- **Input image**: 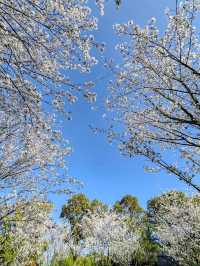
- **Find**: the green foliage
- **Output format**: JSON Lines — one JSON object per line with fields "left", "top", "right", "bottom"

{"left": 113, "top": 194, "right": 143, "bottom": 217}
{"left": 0, "top": 210, "right": 24, "bottom": 265}
{"left": 61, "top": 194, "right": 90, "bottom": 225}
{"left": 50, "top": 254, "right": 112, "bottom": 266}
{"left": 90, "top": 199, "right": 108, "bottom": 214}
{"left": 61, "top": 194, "right": 107, "bottom": 242}
{"left": 3, "top": 192, "right": 192, "bottom": 266}
{"left": 0, "top": 219, "right": 16, "bottom": 265}
{"left": 191, "top": 195, "right": 200, "bottom": 205}
{"left": 61, "top": 194, "right": 91, "bottom": 242}
{"left": 134, "top": 220, "right": 160, "bottom": 266}
{"left": 0, "top": 202, "right": 52, "bottom": 266}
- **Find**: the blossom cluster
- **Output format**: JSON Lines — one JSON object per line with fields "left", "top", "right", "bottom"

{"left": 80, "top": 211, "right": 140, "bottom": 265}
{"left": 0, "top": 0, "right": 101, "bottom": 222}
{"left": 107, "top": 0, "right": 200, "bottom": 191}
{"left": 152, "top": 192, "right": 200, "bottom": 265}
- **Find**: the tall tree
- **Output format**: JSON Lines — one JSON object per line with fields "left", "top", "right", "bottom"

{"left": 108, "top": 0, "right": 200, "bottom": 192}
{"left": 0, "top": 199, "right": 53, "bottom": 266}
{"left": 61, "top": 194, "right": 107, "bottom": 242}
{"left": 81, "top": 210, "right": 139, "bottom": 266}
{"left": 113, "top": 194, "right": 143, "bottom": 217}
{"left": 147, "top": 191, "right": 200, "bottom": 265}
{"left": 0, "top": 0, "right": 103, "bottom": 220}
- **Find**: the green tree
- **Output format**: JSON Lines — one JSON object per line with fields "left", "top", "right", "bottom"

{"left": 133, "top": 216, "right": 160, "bottom": 266}
{"left": 0, "top": 218, "right": 16, "bottom": 265}
{"left": 113, "top": 195, "right": 143, "bottom": 217}
{"left": 50, "top": 253, "right": 113, "bottom": 266}
{"left": 113, "top": 195, "right": 159, "bottom": 265}
{"left": 61, "top": 194, "right": 107, "bottom": 242}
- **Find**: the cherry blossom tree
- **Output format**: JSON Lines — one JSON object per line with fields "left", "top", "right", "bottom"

{"left": 43, "top": 222, "right": 85, "bottom": 265}
{"left": 60, "top": 193, "right": 108, "bottom": 243}
{"left": 80, "top": 211, "right": 140, "bottom": 266}
{"left": 148, "top": 192, "right": 200, "bottom": 265}
{"left": 107, "top": 0, "right": 200, "bottom": 192}
{"left": 0, "top": 0, "right": 104, "bottom": 221}
{"left": 0, "top": 199, "right": 54, "bottom": 265}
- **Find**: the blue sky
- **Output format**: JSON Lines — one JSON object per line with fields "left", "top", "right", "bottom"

{"left": 52, "top": 0, "right": 193, "bottom": 217}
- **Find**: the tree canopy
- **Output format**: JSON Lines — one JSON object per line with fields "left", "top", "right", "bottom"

{"left": 61, "top": 194, "right": 107, "bottom": 242}
{"left": 107, "top": 0, "right": 200, "bottom": 192}
{"left": 1, "top": 0, "right": 200, "bottom": 265}
{"left": 113, "top": 194, "right": 143, "bottom": 217}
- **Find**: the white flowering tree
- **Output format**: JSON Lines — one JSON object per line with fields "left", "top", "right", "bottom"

{"left": 80, "top": 211, "right": 140, "bottom": 266}
{"left": 44, "top": 222, "right": 86, "bottom": 265}
{"left": 107, "top": 0, "right": 200, "bottom": 192}
{"left": 148, "top": 192, "right": 200, "bottom": 265}
{"left": 0, "top": 199, "right": 55, "bottom": 265}
{"left": 0, "top": 0, "right": 105, "bottom": 221}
